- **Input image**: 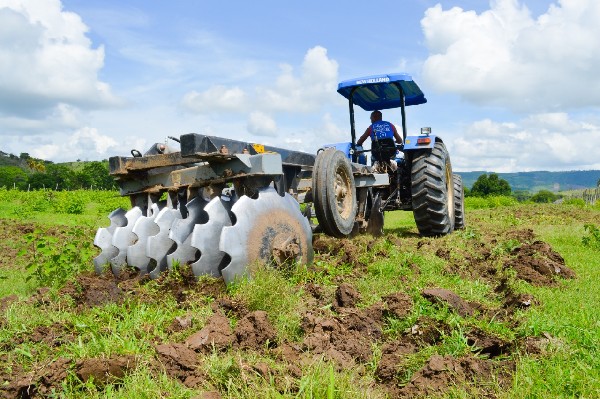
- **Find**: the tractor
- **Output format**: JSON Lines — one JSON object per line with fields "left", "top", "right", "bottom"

{"left": 94, "top": 73, "right": 464, "bottom": 284}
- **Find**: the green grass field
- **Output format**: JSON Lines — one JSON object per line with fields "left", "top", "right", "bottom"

{"left": 0, "top": 191, "right": 599, "bottom": 398}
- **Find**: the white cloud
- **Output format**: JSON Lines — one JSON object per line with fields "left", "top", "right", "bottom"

{"left": 181, "top": 46, "right": 340, "bottom": 117}
{"left": 181, "top": 86, "right": 247, "bottom": 113}
{"left": 247, "top": 112, "right": 277, "bottom": 137}
{"left": 0, "top": 0, "right": 120, "bottom": 120}
{"left": 450, "top": 113, "right": 600, "bottom": 172}
{"left": 421, "top": 0, "right": 600, "bottom": 112}
{"left": 0, "top": 103, "right": 83, "bottom": 133}
{"left": 256, "top": 46, "right": 339, "bottom": 112}
{"left": 29, "top": 126, "right": 119, "bottom": 161}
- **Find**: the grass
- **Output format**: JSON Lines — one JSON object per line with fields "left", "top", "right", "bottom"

{"left": 0, "top": 191, "right": 599, "bottom": 397}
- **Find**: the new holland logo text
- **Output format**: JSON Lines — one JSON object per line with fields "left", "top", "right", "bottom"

{"left": 356, "top": 77, "right": 390, "bottom": 84}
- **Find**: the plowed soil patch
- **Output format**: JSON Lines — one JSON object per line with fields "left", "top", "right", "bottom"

{"left": 1, "top": 355, "right": 137, "bottom": 399}
{"left": 506, "top": 241, "right": 576, "bottom": 286}
{"left": 390, "top": 354, "right": 514, "bottom": 398}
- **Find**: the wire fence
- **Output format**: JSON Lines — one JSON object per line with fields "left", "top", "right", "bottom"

{"left": 563, "top": 187, "right": 600, "bottom": 204}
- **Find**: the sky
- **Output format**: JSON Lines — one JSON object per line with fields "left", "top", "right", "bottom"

{"left": 1, "top": 0, "right": 599, "bottom": 172}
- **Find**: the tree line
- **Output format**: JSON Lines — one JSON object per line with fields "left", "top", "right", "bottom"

{"left": 466, "top": 172, "right": 565, "bottom": 203}
{"left": 0, "top": 153, "right": 116, "bottom": 191}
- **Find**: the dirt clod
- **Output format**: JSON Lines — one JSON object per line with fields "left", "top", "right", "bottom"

{"left": 234, "top": 310, "right": 277, "bottom": 350}
{"left": 422, "top": 288, "right": 474, "bottom": 317}
{"left": 334, "top": 283, "right": 360, "bottom": 308}
{"left": 375, "top": 340, "right": 418, "bottom": 382}
{"left": 76, "top": 355, "right": 137, "bottom": 384}
{"left": 155, "top": 343, "right": 205, "bottom": 387}
{"left": 382, "top": 292, "right": 413, "bottom": 318}
{"left": 506, "top": 241, "right": 576, "bottom": 286}
{"left": 466, "top": 328, "right": 511, "bottom": 358}
{"left": 393, "top": 355, "right": 513, "bottom": 398}
{"left": 186, "top": 312, "right": 235, "bottom": 352}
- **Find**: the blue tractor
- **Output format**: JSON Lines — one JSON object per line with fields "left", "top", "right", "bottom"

{"left": 95, "top": 72, "right": 464, "bottom": 285}
{"left": 312, "top": 73, "right": 465, "bottom": 237}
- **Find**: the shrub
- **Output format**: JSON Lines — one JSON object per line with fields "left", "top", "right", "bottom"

{"left": 562, "top": 198, "right": 586, "bottom": 207}
{"left": 52, "top": 191, "right": 86, "bottom": 214}
{"left": 465, "top": 195, "right": 518, "bottom": 209}
{"left": 20, "top": 227, "right": 95, "bottom": 287}
{"left": 530, "top": 190, "right": 560, "bottom": 203}
{"left": 582, "top": 224, "right": 600, "bottom": 250}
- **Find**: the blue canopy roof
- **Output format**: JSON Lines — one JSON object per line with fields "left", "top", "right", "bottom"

{"left": 337, "top": 73, "right": 427, "bottom": 111}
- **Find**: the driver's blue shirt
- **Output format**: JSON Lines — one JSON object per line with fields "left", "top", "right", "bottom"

{"left": 370, "top": 121, "right": 395, "bottom": 141}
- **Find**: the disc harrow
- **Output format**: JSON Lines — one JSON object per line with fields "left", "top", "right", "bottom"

{"left": 189, "top": 196, "right": 233, "bottom": 278}
{"left": 109, "top": 206, "right": 143, "bottom": 274}
{"left": 220, "top": 186, "right": 313, "bottom": 285}
{"left": 166, "top": 196, "right": 208, "bottom": 270}
{"left": 94, "top": 133, "right": 317, "bottom": 284}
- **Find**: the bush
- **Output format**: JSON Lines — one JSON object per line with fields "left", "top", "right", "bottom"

{"left": 52, "top": 191, "right": 86, "bottom": 214}
{"left": 562, "top": 198, "right": 586, "bottom": 207}
{"left": 21, "top": 227, "right": 95, "bottom": 287}
{"left": 530, "top": 190, "right": 560, "bottom": 203}
{"left": 582, "top": 224, "right": 600, "bottom": 250}
{"left": 465, "top": 195, "right": 518, "bottom": 209}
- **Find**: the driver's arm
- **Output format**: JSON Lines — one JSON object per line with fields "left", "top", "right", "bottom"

{"left": 356, "top": 127, "right": 371, "bottom": 146}
{"left": 392, "top": 124, "right": 402, "bottom": 144}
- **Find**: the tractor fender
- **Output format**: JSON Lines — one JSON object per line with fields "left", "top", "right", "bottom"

{"left": 403, "top": 134, "right": 439, "bottom": 151}
{"left": 322, "top": 142, "right": 367, "bottom": 165}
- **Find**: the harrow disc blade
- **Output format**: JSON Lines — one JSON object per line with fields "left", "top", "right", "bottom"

{"left": 126, "top": 203, "right": 161, "bottom": 274}
{"left": 146, "top": 207, "right": 182, "bottom": 278}
{"left": 220, "top": 187, "right": 313, "bottom": 285}
{"left": 190, "top": 196, "right": 233, "bottom": 278}
{"left": 110, "top": 207, "right": 143, "bottom": 274}
{"left": 93, "top": 208, "right": 127, "bottom": 274}
{"left": 166, "top": 196, "right": 208, "bottom": 270}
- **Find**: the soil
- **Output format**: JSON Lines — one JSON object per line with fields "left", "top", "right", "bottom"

{"left": 505, "top": 241, "right": 576, "bottom": 286}
{"left": 0, "top": 220, "right": 37, "bottom": 270}
{"left": 390, "top": 354, "right": 515, "bottom": 398}
{"left": 2, "top": 355, "right": 137, "bottom": 398}
{"left": 421, "top": 288, "right": 475, "bottom": 317}
{"left": 0, "top": 204, "right": 587, "bottom": 397}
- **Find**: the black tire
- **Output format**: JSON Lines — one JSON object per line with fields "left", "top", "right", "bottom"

{"left": 312, "top": 149, "right": 357, "bottom": 237}
{"left": 453, "top": 173, "right": 466, "bottom": 229}
{"left": 410, "top": 141, "right": 455, "bottom": 236}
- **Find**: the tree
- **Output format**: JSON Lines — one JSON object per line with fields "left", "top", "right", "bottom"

{"left": 27, "top": 158, "right": 46, "bottom": 173}
{"left": 45, "top": 164, "right": 76, "bottom": 190}
{"left": 531, "top": 190, "right": 559, "bottom": 203}
{"left": 75, "top": 161, "right": 115, "bottom": 189}
{"left": 0, "top": 166, "right": 28, "bottom": 189}
{"left": 28, "top": 172, "right": 55, "bottom": 190}
{"left": 469, "top": 173, "right": 512, "bottom": 197}
{"left": 512, "top": 190, "right": 532, "bottom": 202}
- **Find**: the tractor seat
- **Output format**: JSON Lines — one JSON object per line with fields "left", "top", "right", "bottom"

{"left": 371, "top": 138, "right": 398, "bottom": 162}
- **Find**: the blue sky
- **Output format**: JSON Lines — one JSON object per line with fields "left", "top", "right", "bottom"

{"left": 1, "top": 0, "right": 599, "bottom": 172}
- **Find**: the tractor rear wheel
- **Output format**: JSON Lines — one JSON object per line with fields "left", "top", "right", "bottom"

{"left": 410, "top": 141, "right": 455, "bottom": 236}
{"left": 453, "top": 173, "right": 466, "bottom": 229}
{"left": 313, "top": 148, "right": 357, "bottom": 237}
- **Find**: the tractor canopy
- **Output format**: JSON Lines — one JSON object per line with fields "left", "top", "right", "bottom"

{"left": 337, "top": 73, "right": 427, "bottom": 111}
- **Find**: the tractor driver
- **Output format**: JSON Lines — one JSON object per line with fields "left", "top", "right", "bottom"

{"left": 356, "top": 110, "right": 402, "bottom": 171}
{"left": 356, "top": 110, "right": 403, "bottom": 148}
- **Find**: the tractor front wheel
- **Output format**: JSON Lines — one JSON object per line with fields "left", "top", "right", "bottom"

{"left": 313, "top": 148, "right": 357, "bottom": 237}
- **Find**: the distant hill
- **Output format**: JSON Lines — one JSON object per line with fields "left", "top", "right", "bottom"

{"left": 458, "top": 170, "right": 600, "bottom": 192}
